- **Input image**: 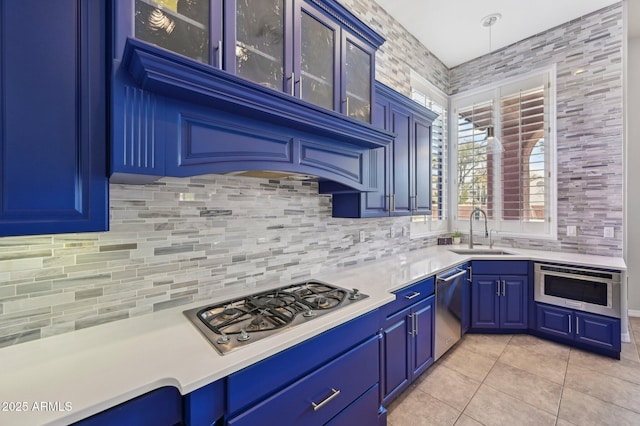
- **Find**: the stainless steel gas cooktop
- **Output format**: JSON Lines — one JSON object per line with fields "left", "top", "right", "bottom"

{"left": 183, "top": 280, "right": 368, "bottom": 355}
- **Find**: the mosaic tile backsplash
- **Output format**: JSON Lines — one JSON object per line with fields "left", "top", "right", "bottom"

{"left": 0, "top": 176, "right": 431, "bottom": 347}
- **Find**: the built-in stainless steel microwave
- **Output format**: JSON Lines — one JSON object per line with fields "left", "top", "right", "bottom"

{"left": 534, "top": 263, "right": 621, "bottom": 318}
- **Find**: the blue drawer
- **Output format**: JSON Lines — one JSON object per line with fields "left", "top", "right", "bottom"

{"left": 382, "top": 277, "right": 435, "bottom": 319}
{"left": 227, "top": 310, "right": 379, "bottom": 414}
{"left": 227, "top": 335, "right": 380, "bottom": 426}
{"left": 471, "top": 260, "right": 529, "bottom": 275}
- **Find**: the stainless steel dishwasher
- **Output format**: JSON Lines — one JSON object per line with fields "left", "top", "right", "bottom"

{"left": 435, "top": 267, "right": 466, "bottom": 360}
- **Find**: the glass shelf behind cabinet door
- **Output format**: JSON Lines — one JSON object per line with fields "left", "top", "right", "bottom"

{"left": 345, "top": 40, "right": 371, "bottom": 123}
{"left": 235, "top": 0, "right": 285, "bottom": 91}
{"left": 135, "top": 0, "right": 209, "bottom": 63}
{"left": 299, "top": 10, "right": 336, "bottom": 111}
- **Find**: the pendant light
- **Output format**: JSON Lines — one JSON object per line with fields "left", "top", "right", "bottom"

{"left": 481, "top": 13, "right": 504, "bottom": 154}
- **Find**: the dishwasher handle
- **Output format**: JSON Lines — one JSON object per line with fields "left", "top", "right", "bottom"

{"left": 437, "top": 268, "right": 467, "bottom": 283}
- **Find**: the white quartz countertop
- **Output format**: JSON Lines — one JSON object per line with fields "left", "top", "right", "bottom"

{"left": 0, "top": 245, "right": 626, "bottom": 425}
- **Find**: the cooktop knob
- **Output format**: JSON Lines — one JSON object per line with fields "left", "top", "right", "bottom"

{"left": 237, "top": 329, "right": 251, "bottom": 342}
{"left": 216, "top": 332, "right": 230, "bottom": 344}
{"left": 349, "top": 288, "right": 361, "bottom": 300}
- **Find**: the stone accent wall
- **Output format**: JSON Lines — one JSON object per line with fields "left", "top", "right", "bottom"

{"left": 450, "top": 3, "right": 624, "bottom": 256}
{"left": 338, "top": 0, "right": 449, "bottom": 95}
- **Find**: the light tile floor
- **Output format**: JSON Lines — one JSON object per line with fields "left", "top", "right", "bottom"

{"left": 387, "top": 317, "right": 640, "bottom": 426}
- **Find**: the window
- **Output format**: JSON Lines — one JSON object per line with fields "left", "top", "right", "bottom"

{"left": 410, "top": 70, "right": 448, "bottom": 235}
{"left": 451, "top": 70, "right": 555, "bottom": 238}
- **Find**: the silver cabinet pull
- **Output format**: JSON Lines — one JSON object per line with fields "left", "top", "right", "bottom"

{"left": 217, "top": 40, "right": 222, "bottom": 69}
{"left": 502, "top": 280, "right": 506, "bottom": 296}
{"left": 408, "top": 313, "right": 415, "bottom": 335}
{"left": 496, "top": 280, "right": 500, "bottom": 296}
{"left": 467, "top": 266, "right": 472, "bottom": 282}
{"left": 311, "top": 388, "right": 341, "bottom": 411}
{"left": 438, "top": 269, "right": 467, "bottom": 283}
{"left": 391, "top": 194, "right": 396, "bottom": 212}
{"left": 290, "top": 72, "right": 295, "bottom": 96}
{"left": 576, "top": 317, "right": 579, "bottom": 335}
{"left": 568, "top": 315, "right": 572, "bottom": 333}
{"left": 414, "top": 312, "right": 419, "bottom": 335}
{"left": 405, "top": 291, "right": 421, "bottom": 300}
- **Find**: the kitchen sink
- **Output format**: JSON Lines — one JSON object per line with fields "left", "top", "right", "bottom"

{"left": 448, "top": 248, "right": 514, "bottom": 255}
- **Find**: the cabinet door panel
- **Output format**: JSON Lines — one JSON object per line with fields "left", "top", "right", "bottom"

{"left": 390, "top": 107, "right": 412, "bottom": 215}
{"left": 343, "top": 36, "right": 372, "bottom": 123}
{"left": 381, "top": 310, "right": 411, "bottom": 405}
{"left": 0, "top": 0, "right": 107, "bottom": 236}
{"left": 234, "top": 0, "right": 287, "bottom": 90}
{"left": 471, "top": 276, "right": 500, "bottom": 329}
{"left": 535, "top": 304, "right": 572, "bottom": 339}
{"left": 296, "top": 1, "right": 340, "bottom": 110}
{"left": 500, "top": 276, "right": 528, "bottom": 329}
{"left": 575, "top": 311, "right": 621, "bottom": 352}
{"left": 413, "top": 117, "right": 432, "bottom": 213}
{"left": 134, "top": 0, "right": 212, "bottom": 64}
{"left": 412, "top": 297, "right": 434, "bottom": 377}
{"left": 461, "top": 266, "right": 471, "bottom": 335}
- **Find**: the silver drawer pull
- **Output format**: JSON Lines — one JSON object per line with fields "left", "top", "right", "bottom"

{"left": 311, "top": 388, "right": 341, "bottom": 411}
{"left": 404, "top": 291, "right": 421, "bottom": 300}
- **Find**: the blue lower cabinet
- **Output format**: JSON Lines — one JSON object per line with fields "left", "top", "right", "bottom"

{"left": 183, "top": 379, "right": 226, "bottom": 426}
{"left": 380, "top": 278, "right": 435, "bottom": 407}
{"left": 325, "top": 384, "right": 380, "bottom": 426}
{"left": 72, "top": 387, "right": 182, "bottom": 426}
{"left": 460, "top": 263, "right": 472, "bottom": 335}
{"left": 227, "top": 335, "right": 380, "bottom": 426}
{"left": 471, "top": 272, "right": 528, "bottom": 330}
{"left": 534, "top": 302, "right": 620, "bottom": 358}
{"left": 470, "top": 261, "right": 529, "bottom": 330}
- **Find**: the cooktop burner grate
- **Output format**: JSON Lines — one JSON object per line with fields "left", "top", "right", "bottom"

{"left": 183, "top": 280, "right": 367, "bottom": 354}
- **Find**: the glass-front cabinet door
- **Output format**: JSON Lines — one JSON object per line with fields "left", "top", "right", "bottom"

{"left": 133, "top": 0, "right": 223, "bottom": 67}
{"left": 296, "top": 4, "right": 340, "bottom": 111}
{"left": 230, "top": 0, "right": 289, "bottom": 91}
{"left": 343, "top": 34, "right": 374, "bottom": 123}
{"left": 126, "top": 0, "right": 376, "bottom": 123}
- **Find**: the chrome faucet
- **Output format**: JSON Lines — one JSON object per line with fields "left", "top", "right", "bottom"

{"left": 469, "top": 207, "right": 488, "bottom": 249}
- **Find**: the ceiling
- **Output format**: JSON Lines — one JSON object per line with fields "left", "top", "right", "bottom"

{"left": 373, "top": 0, "right": 627, "bottom": 68}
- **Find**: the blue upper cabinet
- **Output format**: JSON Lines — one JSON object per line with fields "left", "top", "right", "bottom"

{"left": 0, "top": 0, "right": 108, "bottom": 236}
{"left": 111, "top": 0, "right": 389, "bottom": 187}
{"left": 223, "top": 0, "right": 375, "bottom": 123}
{"left": 328, "top": 82, "right": 438, "bottom": 217}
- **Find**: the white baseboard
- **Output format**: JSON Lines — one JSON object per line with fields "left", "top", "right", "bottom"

{"left": 628, "top": 309, "right": 640, "bottom": 317}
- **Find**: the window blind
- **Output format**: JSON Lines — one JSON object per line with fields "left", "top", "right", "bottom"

{"left": 500, "top": 86, "right": 546, "bottom": 223}
{"left": 452, "top": 70, "right": 552, "bottom": 236}
{"left": 411, "top": 89, "right": 447, "bottom": 221}
{"left": 456, "top": 100, "right": 493, "bottom": 221}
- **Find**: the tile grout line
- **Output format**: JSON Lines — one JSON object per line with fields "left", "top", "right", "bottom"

{"left": 454, "top": 334, "right": 513, "bottom": 425}
{"left": 554, "top": 347, "right": 572, "bottom": 426}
